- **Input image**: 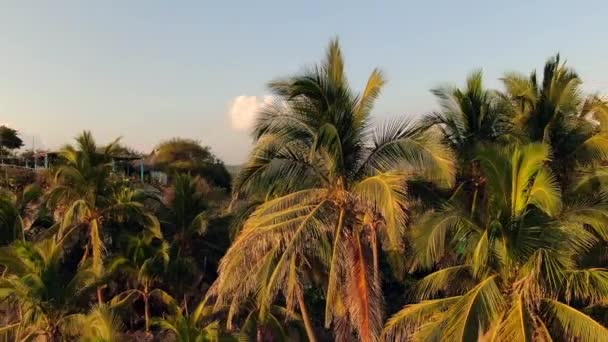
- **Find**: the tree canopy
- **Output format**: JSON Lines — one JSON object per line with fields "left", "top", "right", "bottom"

{"left": 0, "top": 125, "right": 24, "bottom": 152}
{"left": 1, "top": 42, "right": 608, "bottom": 341}
{"left": 150, "top": 138, "right": 232, "bottom": 189}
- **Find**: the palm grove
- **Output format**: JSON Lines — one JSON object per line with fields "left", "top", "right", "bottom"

{"left": 2, "top": 40, "right": 608, "bottom": 341}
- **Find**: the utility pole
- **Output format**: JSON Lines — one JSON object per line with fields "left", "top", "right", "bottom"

{"left": 33, "top": 137, "right": 37, "bottom": 169}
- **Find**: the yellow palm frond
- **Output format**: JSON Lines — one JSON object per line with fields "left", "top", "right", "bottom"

{"left": 540, "top": 299, "right": 607, "bottom": 341}
{"left": 381, "top": 296, "right": 460, "bottom": 341}
{"left": 352, "top": 171, "right": 408, "bottom": 252}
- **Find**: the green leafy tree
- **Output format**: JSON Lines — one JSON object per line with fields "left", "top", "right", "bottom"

{"left": 211, "top": 39, "right": 454, "bottom": 342}
{"left": 150, "top": 138, "right": 231, "bottom": 189}
{"left": 0, "top": 126, "right": 23, "bottom": 154}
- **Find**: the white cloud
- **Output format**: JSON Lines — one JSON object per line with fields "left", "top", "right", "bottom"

{"left": 228, "top": 95, "right": 274, "bottom": 132}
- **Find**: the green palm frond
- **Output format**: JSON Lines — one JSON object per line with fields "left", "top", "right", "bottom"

{"left": 359, "top": 119, "right": 455, "bottom": 186}
{"left": 352, "top": 171, "right": 408, "bottom": 251}
{"left": 443, "top": 275, "right": 505, "bottom": 341}
{"left": 62, "top": 305, "right": 124, "bottom": 342}
{"left": 354, "top": 68, "right": 385, "bottom": 123}
{"left": 426, "top": 70, "right": 511, "bottom": 166}
{"left": 381, "top": 297, "right": 461, "bottom": 341}
{"left": 581, "top": 95, "right": 608, "bottom": 130}
{"left": 324, "top": 38, "right": 346, "bottom": 89}
{"left": 414, "top": 265, "right": 474, "bottom": 300}
{"left": 501, "top": 72, "right": 538, "bottom": 114}
{"left": 564, "top": 268, "right": 608, "bottom": 305}
{"left": 572, "top": 133, "right": 608, "bottom": 165}
{"left": 410, "top": 207, "right": 475, "bottom": 270}
{"left": 541, "top": 299, "right": 608, "bottom": 341}
{"left": 522, "top": 248, "right": 573, "bottom": 296}
{"left": 527, "top": 168, "right": 562, "bottom": 217}
{"left": 510, "top": 143, "right": 555, "bottom": 216}
{"left": 492, "top": 292, "right": 535, "bottom": 342}
{"left": 561, "top": 193, "right": 608, "bottom": 242}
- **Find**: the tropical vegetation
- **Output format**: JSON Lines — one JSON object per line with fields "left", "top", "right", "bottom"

{"left": 1, "top": 40, "right": 608, "bottom": 341}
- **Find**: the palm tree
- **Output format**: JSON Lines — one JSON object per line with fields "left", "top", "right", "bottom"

{"left": 162, "top": 174, "right": 209, "bottom": 252}
{"left": 383, "top": 143, "right": 608, "bottom": 341}
{"left": 424, "top": 70, "right": 511, "bottom": 171}
{"left": 109, "top": 232, "right": 169, "bottom": 334}
{"left": 237, "top": 302, "right": 307, "bottom": 342}
{"left": 211, "top": 39, "right": 454, "bottom": 342}
{"left": 159, "top": 174, "right": 213, "bottom": 309}
{"left": 152, "top": 296, "right": 235, "bottom": 342}
{"left": 422, "top": 71, "right": 512, "bottom": 220}
{"left": 47, "top": 131, "right": 158, "bottom": 303}
{"left": 62, "top": 304, "right": 125, "bottom": 342}
{"left": 502, "top": 54, "right": 608, "bottom": 187}
{"left": 0, "top": 238, "right": 98, "bottom": 341}
{"left": 0, "top": 184, "right": 45, "bottom": 245}
{"left": 0, "top": 192, "right": 25, "bottom": 245}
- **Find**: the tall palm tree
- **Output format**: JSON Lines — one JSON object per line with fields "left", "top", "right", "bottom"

{"left": 211, "top": 39, "right": 454, "bottom": 342}
{"left": 423, "top": 71, "right": 512, "bottom": 219}
{"left": 0, "top": 238, "right": 98, "bottom": 341}
{"left": 160, "top": 174, "right": 212, "bottom": 308}
{"left": 383, "top": 143, "right": 608, "bottom": 341}
{"left": 162, "top": 174, "right": 209, "bottom": 252}
{"left": 47, "top": 131, "right": 158, "bottom": 303}
{"left": 109, "top": 232, "right": 169, "bottom": 334}
{"left": 502, "top": 55, "right": 608, "bottom": 187}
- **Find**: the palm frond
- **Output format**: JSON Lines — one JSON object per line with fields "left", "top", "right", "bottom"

{"left": 564, "top": 268, "right": 608, "bottom": 305}
{"left": 381, "top": 296, "right": 460, "bottom": 341}
{"left": 541, "top": 299, "right": 607, "bottom": 341}
{"left": 492, "top": 292, "right": 535, "bottom": 342}
{"left": 414, "top": 265, "right": 473, "bottom": 300}
{"left": 352, "top": 171, "right": 408, "bottom": 251}
{"left": 358, "top": 119, "right": 455, "bottom": 186}
{"left": 443, "top": 275, "right": 505, "bottom": 341}
{"left": 354, "top": 69, "right": 385, "bottom": 124}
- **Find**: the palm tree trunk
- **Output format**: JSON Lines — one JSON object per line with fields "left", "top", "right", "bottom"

{"left": 471, "top": 187, "right": 479, "bottom": 215}
{"left": 144, "top": 284, "right": 151, "bottom": 334}
{"left": 296, "top": 288, "right": 317, "bottom": 342}
{"left": 96, "top": 287, "right": 104, "bottom": 305}
{"left": 256, "top": 326, "right": 264, "bottom": 342}
{"left": 370, "top": 225, "right": 379, "bottom": 285}
{"left": 183, "top": 294, "right": 189, "bottom": 315}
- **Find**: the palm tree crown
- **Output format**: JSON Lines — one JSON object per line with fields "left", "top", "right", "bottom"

{"left": 211, "top": 39, "right": 454, "bottom": 342}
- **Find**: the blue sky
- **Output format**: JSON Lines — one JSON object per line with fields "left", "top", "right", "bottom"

{"left": 0, "top": 1, "right": 606, "bottom": 164}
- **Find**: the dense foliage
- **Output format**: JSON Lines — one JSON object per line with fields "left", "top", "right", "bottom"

{"left": 0, "top": 125, "right": 23, "bottom": 155}
{"left": 1, "top": 40, "right": 608, "bottom": 341}
{"left": 150, "top": 138, "right": 232, "bottom": 189}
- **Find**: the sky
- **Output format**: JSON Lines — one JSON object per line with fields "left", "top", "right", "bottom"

{"left": 0, "top": 1, "right": 607, "bottom": 164}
